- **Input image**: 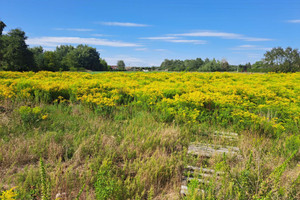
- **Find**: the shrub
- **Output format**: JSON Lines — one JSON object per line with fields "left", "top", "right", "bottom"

{"left": 17, "top": 106, "right": 47, "bottom": 125}
{"left": 94, "top": 159, "right": 121, "bottom": 200}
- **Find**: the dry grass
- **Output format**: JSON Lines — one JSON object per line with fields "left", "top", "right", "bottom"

{"left": 0, "top": 102, "right": 299, "bottom": 199}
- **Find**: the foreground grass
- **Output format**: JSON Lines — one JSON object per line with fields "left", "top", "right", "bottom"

{"left": 0, "top": 101, "right": 299, "bottom": 199}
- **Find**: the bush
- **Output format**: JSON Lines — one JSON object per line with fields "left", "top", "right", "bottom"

{"left": 94, "top": 159, "right": 121, "bottom": 200}
{"left": 18, "top": 106, "right": 47, "bottom": 125}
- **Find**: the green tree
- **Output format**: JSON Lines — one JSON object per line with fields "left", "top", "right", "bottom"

{"left": 264, "top": 47, "right": 300, "bottom": 72}
{"left": 0, "top": 20, "right": 5, "bottom": 35}
{"left": 117, "top": 60, "right": 125, "bottom": 71}
{"left": 250, "top": 61, "right": 269, "bottom": 72}
{"left": 64, "top": 45, "right": 101, "bottom": 71}
{"left": 99, "top": 58, "right": 108, "bottom": 71}
{"left": 0, "top": 21, "right": 6, "bottom": 68}
{"left": 43, "top": 51, "right": 59, "bottom": 71}
{"left": 29, "top": 46, "right": 44, "bottom": 71}
{"left": 0, "top": 29, "right": 34, "bottom": 71}
{"left": 55, "top": 45, "right": 75, "bottom": 71}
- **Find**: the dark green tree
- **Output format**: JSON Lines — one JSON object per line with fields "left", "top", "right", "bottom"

{"left": 43, "top": 51, "right": 59, "bottom": 71}
{"left": 99, "top": 58, "right": 108, "bottom": 71}
{"left": 29, "top": 46, "right": 44, "bottom": 71}
{"left": 117, "top": 60, "right": 125, "bottom": 71}
{"left": 0, "top": 29, "right": 34, "bottom": 71}
{"left": 0, "top": 21, "right": 6, "bottom": 68}
{"left": 0, "top": 21, "right": 5, "bottom": 35}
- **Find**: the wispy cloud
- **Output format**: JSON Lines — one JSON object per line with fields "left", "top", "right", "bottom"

{"left": 140, "top": 36, "right": 206, "bottom": 44}
{"left": 170, "top": 30, "right": 272, "bottom": 41}
{"left": 140, "top": 36, "right": 178, "bottom": 40}
{"left": 172, "top": 31, "right": 240, "bottom": 38}
{"left": 104, "top": 55, "right": 156, "bottom": 66}
{"left": 135, "top": 48, "right": 148, "bottom": 51}
{"left": 166, "top": 39, "right": 206, "bottom": 44}
{"left": 98, "top": 22, "right": 150, "bottom": 27}
{"left": 247, "top": 53, "right": 262, "bottom": 58}
{"left": 286, "top": 19, "right": 300, "bottom": 23}
{"left": 154, "top": 49, "right": 168, "bottom": 52}
{"left": 26, "top": 37, "right": 141, "bottom": 47}
{"left": 54, "top": 28, "right": 94, "bottom": 32}
{"left": 231, "top": 45, "right": 271, "bottom": 51}
{"left": 91, "top": 33, "right": 110, "bottom": 37}
{"left": 239, "top": 45, "right": 257, "bottom": 48}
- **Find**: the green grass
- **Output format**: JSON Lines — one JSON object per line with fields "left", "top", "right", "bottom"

{"left": 0, "top": 101, "right": 299, "bottom": 199}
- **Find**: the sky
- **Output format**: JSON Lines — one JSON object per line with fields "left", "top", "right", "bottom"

{"left": 1, "top": 0, "right": 300, "bottom": 66}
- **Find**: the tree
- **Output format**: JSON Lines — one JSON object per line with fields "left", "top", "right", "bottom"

{"left": 117, "top": 60, "right": 125, "bottom": 71}
{"left": 0, "top": 21, "right": 6, "bottom": 67}
{"left": 64, "top": 45, "right": 101, "bottom": 71}
{"left": 221, "top": 58, "right": 229, "bottom": 71}
{"left": 250, "top": 61, "right": 268, "bottom": 72}
{"left": 99, "top": 58, "right": 109, "bottom": 71}
{"left": 43, "top": 51, "right": 59, "bottom": 71}
{"left": 0, "top": 21, "right": 6, "bottom": 35}
{"left": 0, "top": 29, "right": 34, "bottom": 71}
{"left": 55, "top": 45, "right": 75, "bottom": 71}
{"left": 29, "top": 46, "right": 44, "bottom": 71}
{"left": 264, "top": 47, "right": 300, "bottom": 72}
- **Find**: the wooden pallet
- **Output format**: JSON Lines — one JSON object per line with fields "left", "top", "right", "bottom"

{"left": 180, "top": 131, "right": 240, "bottom": 196}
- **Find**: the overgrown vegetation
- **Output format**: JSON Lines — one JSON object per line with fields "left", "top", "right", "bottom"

{"left": 0, "top": 102, "right": 299, "bottom": 199}
{"left": 0, "top": 72, "right": 299, "bottom": 199}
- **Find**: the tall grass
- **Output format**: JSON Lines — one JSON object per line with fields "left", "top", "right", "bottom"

{"left": 0, "top": 101, "right": 299, "bottom": 199}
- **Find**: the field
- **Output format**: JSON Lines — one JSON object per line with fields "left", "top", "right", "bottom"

{"left": 0, "top": 71, "right": 299, "bottom": 199}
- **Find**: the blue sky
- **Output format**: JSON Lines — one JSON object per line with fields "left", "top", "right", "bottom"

{"left": 1, "top": 0, "right": 300, "bottom": 66}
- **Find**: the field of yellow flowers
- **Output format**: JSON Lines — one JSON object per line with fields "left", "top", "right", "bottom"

{"left": 1, "top": 71, "right": 300, "bottom": 199}
{"left": 1, "top": 71, "right": 299, "bottom": 135}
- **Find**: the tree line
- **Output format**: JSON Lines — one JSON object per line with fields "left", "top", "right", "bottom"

{"left": 159, "top": 58, "right": 235, "bottom": 72}
{"left": 159, "top": 48, "right": 300, "bottom": 73}
{"left": 0, "top": 21, "right": 109, "bottom": 72}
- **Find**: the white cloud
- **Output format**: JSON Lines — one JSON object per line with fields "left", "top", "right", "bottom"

{"left": 135, "top": 48, "right": 148, "bottom": 51}
{"left": 286, "top": 19, "right": 300, "bottom": 23}
{"left": 239, "top": 45, "right": 257, "bottom": 48}
{"left": 140, "top": 36, "right": 178, "bottom": 40}
{"left": 172, "top": 31, "right": 241, "bottom": 38}
{"left": 171, "top": 30, "right": 272, "bottom": 41}
{"left": 166, "top": 39, "right": 206, "bottom": 44}
{"left": 231, "top": 45, "right": 271, "bottom": 51}
{"left": 247, "top": 53, "right": 262, "bottom": 58}
{"left": 99, "top": 22, "right": 150, "bottom": 27}
{"left": 2, "top": 30, "right": 8, "bottom": 34}
{"left": 140, "top": 36, "right": 206, "bottom": 44}
{"left": 104, "top": 55, "right": 148, "bottom": 66}
{"left": 43, "top": 47, "right": 56, "bottom": 51}
{"left": 26, "top": 37, "right": 141, "bottom": 47}
{"left": 242, "top": 37, "right": 272, "bottom": 42}
{"left": 91, "top": 33, "right": 110, "bottom": 37}
{"left": 154, "top": 49, "right": 168, "bottom": 52}
{"left": 54, "top": 28, "right": 94, "bottom": 32}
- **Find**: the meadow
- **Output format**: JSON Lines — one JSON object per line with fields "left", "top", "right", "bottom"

{"left": 0, "top": 71, "right": 299, "bottom": 199}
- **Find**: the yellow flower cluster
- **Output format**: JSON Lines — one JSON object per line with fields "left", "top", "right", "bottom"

{"left": 0, "top": 71, "right": 299, "bottom": 134}
{"left": 0, "top": 187, "right": 17, "bottom": 200}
